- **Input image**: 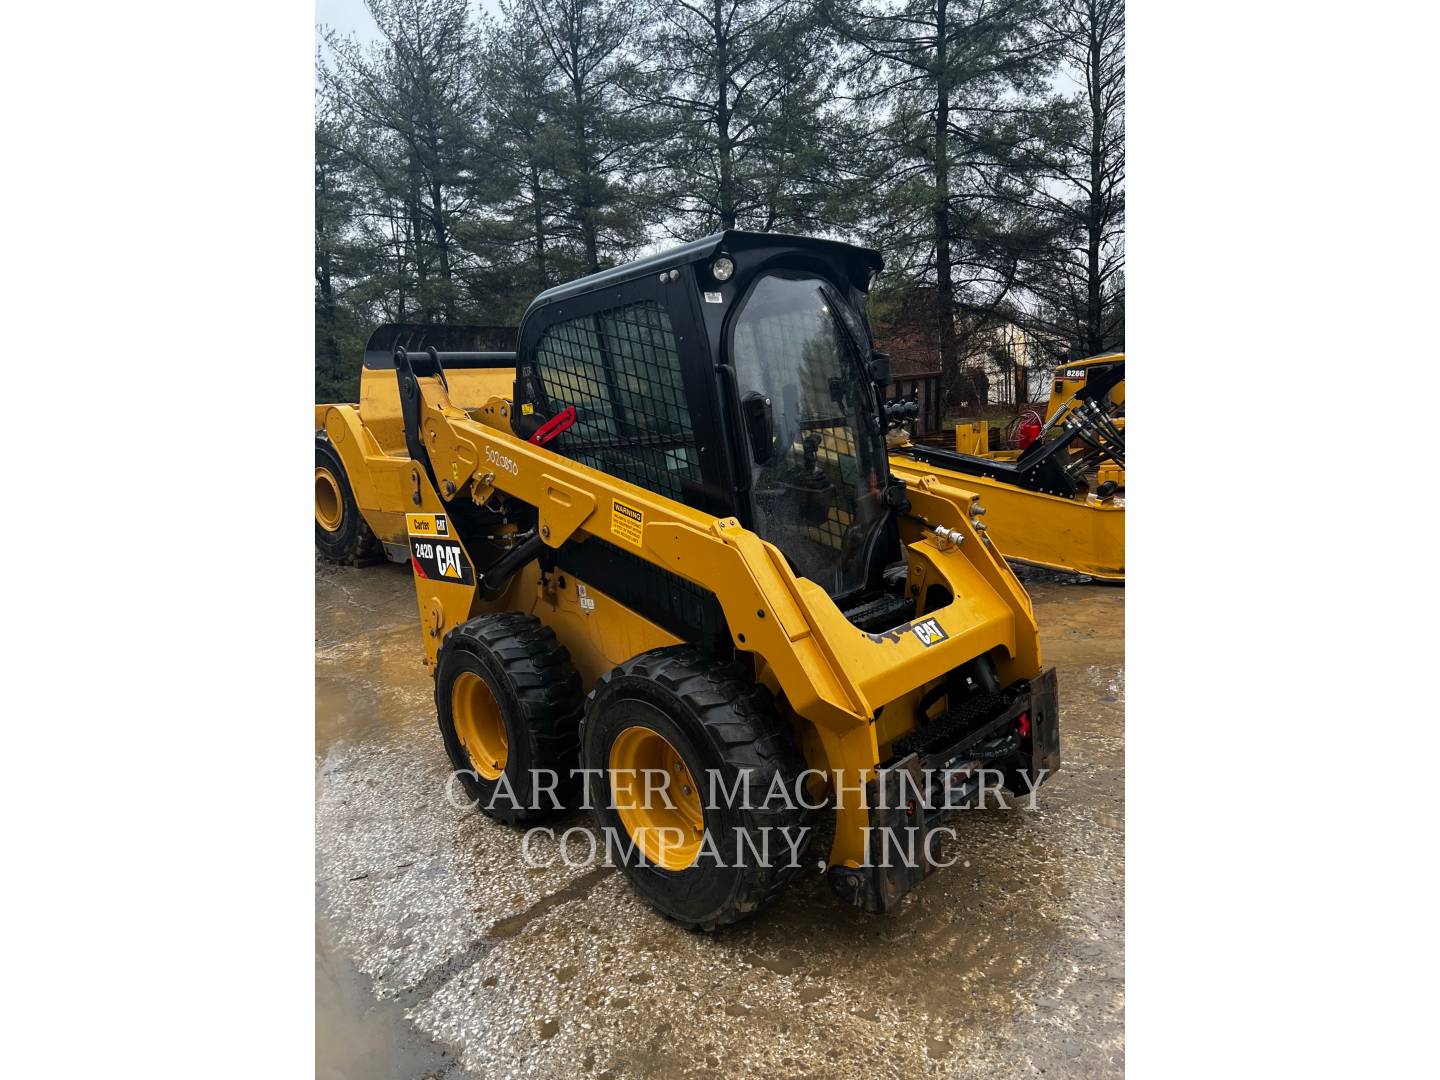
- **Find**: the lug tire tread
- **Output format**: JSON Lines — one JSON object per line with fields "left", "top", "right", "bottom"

{"left": 441, "top": 612, "right": 584, "bottom": 823}
{"left": 583, "top": 645, "right": 815, "bottom": 931}
{"left": 315, "top": 431, "right": 383, "bottom": 565}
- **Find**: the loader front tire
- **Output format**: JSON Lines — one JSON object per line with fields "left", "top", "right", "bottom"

{"left": 581, "top": 646, "right": 815, "bottom": 930}
{"left": 436, "top": 613, "right": 584, "bottom": 824}
{"left": 315, "top": 434, "right": 382, "bottom": 565}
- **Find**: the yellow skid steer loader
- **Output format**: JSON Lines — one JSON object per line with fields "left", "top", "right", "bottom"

{"left": 315, "top": 232, "right": 1060, "bottom": 927}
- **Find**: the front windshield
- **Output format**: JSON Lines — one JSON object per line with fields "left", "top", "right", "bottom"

{"left": 729, "top": 273, "right": 888, "bottom": 598}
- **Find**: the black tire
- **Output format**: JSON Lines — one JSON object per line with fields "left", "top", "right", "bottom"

{"left": 581, "top": 646, "right": 815, "bottom": 930}
{"left": 315, "top": 434, "right": 382, "bottom": 565}
{"left": 436, "top": 613, "right": 584, "bottom": 824}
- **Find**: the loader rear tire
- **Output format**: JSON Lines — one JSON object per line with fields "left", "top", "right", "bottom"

{"left": 436, "top": 613, "right": 584, "bottom": 824}
{"left": 581, "top": 646, "right": 815, "bottom": 931}
{"left": 315, "top": 434, "right": 382, "bottom": 565}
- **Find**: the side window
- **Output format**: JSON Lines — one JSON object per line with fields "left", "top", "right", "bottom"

{"left": 527, "top": 300, "right": 700, "bottom": 504}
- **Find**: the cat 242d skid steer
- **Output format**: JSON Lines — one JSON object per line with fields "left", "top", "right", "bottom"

{"left": 315, "top": 231, "right": 1060, "bottom": 928}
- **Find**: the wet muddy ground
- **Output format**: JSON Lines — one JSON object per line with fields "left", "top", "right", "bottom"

{"left": 316, "top": 561, "right": 1124, "bottom": 1079}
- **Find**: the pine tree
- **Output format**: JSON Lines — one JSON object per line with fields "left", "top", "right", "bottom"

{"left": 461, "top": 3, "right": 569, "bottom": 322}
{"left": 521, "top": 0, "right": 653, "bottom": 272}
{"left": 640, "top": 0, "right": 846, "bottom": 237}
{"left": 315, "top": 105, "right": 375, "bottom": 401}
{"left": 1016, "top": 0, "right": 1124, "bottom": 360}
{"left": 825, "top": 0, "right": 1056, "bottom": 390}
{"left": 320, "top": 0, "right": 485, "bottom": 322}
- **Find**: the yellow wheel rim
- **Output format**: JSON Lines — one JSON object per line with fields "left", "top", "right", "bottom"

{"left": 315, "top": 468, "right": 345, "bottom": 533}
{"left": 451, "top": 671, "right": 509, "bottom": 781}
{"left": 608, "top": 726, "right": 705, "bottom": 870}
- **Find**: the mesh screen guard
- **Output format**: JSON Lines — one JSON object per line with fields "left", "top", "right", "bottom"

{"left": 521, "top": 300, "right": 701, "bottom": 505}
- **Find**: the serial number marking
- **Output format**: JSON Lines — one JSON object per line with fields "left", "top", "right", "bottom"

{"left": 485, "top": 446, "right": 519, "bottom": 476}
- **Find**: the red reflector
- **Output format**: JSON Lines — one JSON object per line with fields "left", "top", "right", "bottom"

{"left": 1018, "top": 711, "right": 1031, "bottom": 737}
{"left": 905, "top": 799, "right": 916, "bottom": 817}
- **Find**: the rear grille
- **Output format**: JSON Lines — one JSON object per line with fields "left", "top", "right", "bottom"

{"left": 842, "top": 592, "right": 914, "bottom": 633}
{"left": 891, "top": 689, "right": 1013, "bottom": 760}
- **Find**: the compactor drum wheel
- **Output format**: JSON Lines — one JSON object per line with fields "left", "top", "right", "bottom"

{"left": 436, "top": 613, "right": 584, "bottom": 824}
{"left": 582, "top": 646, "right": 815, "bottom": 930}
{"left": 314, "top": 434, "right": 382, "bottom": 565}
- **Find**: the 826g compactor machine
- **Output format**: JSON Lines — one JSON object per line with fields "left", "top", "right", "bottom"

{"left": 315, "top": 232, "right": 1060, "bottom": 928}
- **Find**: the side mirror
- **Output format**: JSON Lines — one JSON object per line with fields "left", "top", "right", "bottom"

{"left": 868, "top": 350, "right": 891, "bottom": 388}
{"left": 741, "top": 391, "right": 774, "bottom": 465}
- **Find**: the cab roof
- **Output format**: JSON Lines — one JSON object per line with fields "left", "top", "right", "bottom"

{"left": 521, "top": 230, "right": 884, "bottom": 319}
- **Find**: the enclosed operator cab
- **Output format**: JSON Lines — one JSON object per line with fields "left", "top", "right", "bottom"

{"left": 512, "top": 232, "right": 912, "bottom": 643}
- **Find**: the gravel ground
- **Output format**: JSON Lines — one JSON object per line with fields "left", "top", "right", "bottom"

{"left": 316, "top": 560, "right": 1124, "bottom": 1079}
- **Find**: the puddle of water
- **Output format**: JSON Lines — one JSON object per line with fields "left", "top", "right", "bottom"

{"left": 315, "top": 563, "right": 430, "bottom": 758}
{"left": 315, "top": 917, "right": 461, "bottom": 1080}
{"left": 484, "top": 866, "right": 612, "bottom": 941}
{"left": 1093, "top": 810, "right": 1125, "bottom": 831}
{"left": 315, "top": 676, "right": 387, "bottom": 755}
{"left": 318, "top": 564, "right": 465, "bottom": 1077}
{"left": 1026, "top": 579, "right": 1125, "bottom": 669}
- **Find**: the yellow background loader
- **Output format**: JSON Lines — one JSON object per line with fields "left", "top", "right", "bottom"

{"left": 890, "top": 354, "right": 1125, "bottom": 581}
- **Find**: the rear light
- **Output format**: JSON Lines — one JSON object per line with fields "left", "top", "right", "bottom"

{"left": 1018, "top": 711, "right": 1031, "bottom": 737}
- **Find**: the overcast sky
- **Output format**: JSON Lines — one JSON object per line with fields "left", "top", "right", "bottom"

{"left": 315, "top": 0, "right": 376, "bottom": 44}
{"left": 316, "top": 0, "right": 503, "bottom": 46}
